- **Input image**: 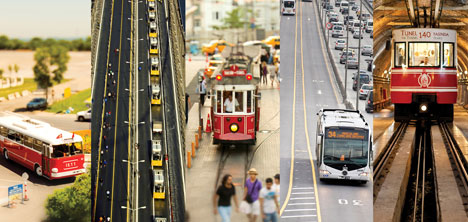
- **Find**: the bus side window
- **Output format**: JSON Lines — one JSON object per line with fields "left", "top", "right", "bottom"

{"left": 33, "top": 139, "right": 43, "bottom": 152}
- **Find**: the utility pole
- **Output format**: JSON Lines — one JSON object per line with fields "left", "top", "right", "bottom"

{"left": 344, "top": 2, "right": 351, "bottom": 101}
{"left": 355, "top": 0, "right": 363, "bottom": 111}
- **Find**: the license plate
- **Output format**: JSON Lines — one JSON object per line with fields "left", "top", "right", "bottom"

{"left": 339, "top": 176, "right": 351, "bottom": 180}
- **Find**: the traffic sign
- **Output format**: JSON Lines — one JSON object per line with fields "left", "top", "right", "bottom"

{"left": 326, "top": 22, "right": 333, "bottom": 30}
{"left": 8, "top": 184, "right": 23, "bottom": 207}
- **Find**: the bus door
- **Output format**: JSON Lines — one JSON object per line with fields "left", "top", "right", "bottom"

{"left": 42, "top": 145, "right": 51, "bottom": 176}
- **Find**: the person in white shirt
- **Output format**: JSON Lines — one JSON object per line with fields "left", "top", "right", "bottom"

{"left": 259, "top": 178, "right": 279, "bottom": 222}
{"left": 224, "top": 94, "right": 239, "bottom": 113}
{"left": 271, "top": 174, "right": 280, "bottom": 203}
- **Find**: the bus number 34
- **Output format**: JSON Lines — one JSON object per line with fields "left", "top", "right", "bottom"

{"left": 338, "top": 199, "right": 363, "bottom": 206}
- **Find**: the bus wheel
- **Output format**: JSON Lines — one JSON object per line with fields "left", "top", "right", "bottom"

{"left": 3, "top": 149, "right": 9, "bottom": 160}
{"left": 35, "top": 164, "right": 43, "bottom": 177}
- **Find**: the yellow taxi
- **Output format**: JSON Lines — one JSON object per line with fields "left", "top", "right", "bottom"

{"left": 262, "top": 36, "right": 280, "bottom": 49}
{"left": 204, "top": 60, "right": 224, "bottom": 77}
{"left": 201, "top": 40, "right": 233, "bottom": 55}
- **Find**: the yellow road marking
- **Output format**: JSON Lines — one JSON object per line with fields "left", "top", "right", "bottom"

{"left": 280, "top": 1, "right": 299, "bottom": 215}
{"left": 110, "top": 0, "right": 126, "bottom": 220}
{"left": 93, "top": 0, "right": 116, "bottom": 220}
{"left": 300, "top": 2, "right": 322, "bottom": 221}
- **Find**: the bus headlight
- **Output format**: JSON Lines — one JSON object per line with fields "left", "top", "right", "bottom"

{"left": 359, "top": 172, "right": 369, "bottom": 177}
{"left": 230, "top": 123, "right": 239, "bottom": 133}
{"left": 51, "top": 168, "right": 58, "bottom": 173}
{"left": 320, "top": 170, "right": 331, "bottom": 175}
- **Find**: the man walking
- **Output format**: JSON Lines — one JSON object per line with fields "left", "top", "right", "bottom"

{"left": 241, "top": 168, "right": 262, "bottom": 222}
{"left": 259, "top": 178, "right": 280, "bottom": 222}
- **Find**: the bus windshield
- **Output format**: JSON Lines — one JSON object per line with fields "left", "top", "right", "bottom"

{"left": 284, "top": 1, "right": 294, "bottom": 8}
{"left": 322, "top": 128, "right": 369, "bottom": 168}
{"left": 51, "top": 142, "right": 83, "bottom": 158}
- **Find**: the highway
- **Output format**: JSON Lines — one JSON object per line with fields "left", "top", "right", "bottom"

{"left": 91, "top": 0, "right": 132, "bottom": 221}
{"left": 279, "top": 1, "right": 372, "bottom": 221}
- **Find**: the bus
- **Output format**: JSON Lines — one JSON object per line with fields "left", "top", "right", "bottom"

{"left": 316, "top": 109, "right": 371, "bottom": 184}
{"left": 0, "top": 113, "right": 86, "bottom": 179}
{"left": 281, "top": 0, "right": 296, "bottom": 15}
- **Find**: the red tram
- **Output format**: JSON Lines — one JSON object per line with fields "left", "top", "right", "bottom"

{"left": 209, "top": 46, "right": 261, "bottom": 145}
{"left": 391, "top": 28, "right": 457, "bottom": 121}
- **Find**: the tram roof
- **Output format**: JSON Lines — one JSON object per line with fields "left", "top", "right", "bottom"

{"left": 319, "top": 109, "right": 369, "bottom": 129}
{"left": 0, "top": 112, "right": 82, "bottom": 145}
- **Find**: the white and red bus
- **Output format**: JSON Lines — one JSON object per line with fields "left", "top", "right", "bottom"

{"left": 0, "top": 113, "right": 86, "bottom": 179}
{"left": 391, "top": 28, "right": 457, "bottom": 121}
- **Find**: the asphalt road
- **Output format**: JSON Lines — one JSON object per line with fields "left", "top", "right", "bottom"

{"left": 92, "top": 0, "right": 132, "bottom": 221}
{"left": 280, "top": 1, "right": 372, "bottom": 222}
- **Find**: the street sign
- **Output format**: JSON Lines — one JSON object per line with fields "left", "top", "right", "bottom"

{"left": 8, "top": 184, "right": 23, "bottom": 207}
{"left": 326, "top": 22, "right": 333, "bottom": 30}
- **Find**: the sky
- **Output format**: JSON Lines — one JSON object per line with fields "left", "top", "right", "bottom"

{"left": 0, "top": 0, "right": 90, "bottom": 39}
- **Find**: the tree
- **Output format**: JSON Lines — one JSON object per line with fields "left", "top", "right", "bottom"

{"left": 45, "top": 171, "right": 91, "bottom": 222}
{"left": 13, "top": 64, "right": 19, "bottom": 75}
{"left": 0, "top": 69, "right": 4, "bottom": 79}
{"left": 218, "top": 7, "right": 255, "bottom": 30}
{"left": 33, "top": 46, "right": 70, "bottom": 100}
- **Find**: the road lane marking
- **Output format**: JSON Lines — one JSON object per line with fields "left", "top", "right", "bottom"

{"left": 317, "top": 90, "right": 322, "bottom": 94}
{"left": 285, "top": 209, "right": 317, "bottom": 212}
{"left": 292, "top": 192, "right": 315, "bottom": 194}
{"left": 291, "top": 197, "right": 315, "bottom": 200}
{"left": 93, "top": 0, "right": 116, "bottom": 220}
{"left": 293, "top": 187, "right": 314, "bottom": 189}
{"left": 126, "top": 1, "right": 135, "bottom": 221}
{"left": 288, "top": 203, "right": 316, "bottom": 205}
{"left": 300, "top": 2, "right": 321, "bottom": 221}
{"left": 110, "top": 0, "right": 126, "bottom": 219}
{"left": 281, "top": 215, "right": 317, "bottom": 218}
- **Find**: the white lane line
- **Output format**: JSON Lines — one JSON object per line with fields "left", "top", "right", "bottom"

{"left": 285, "top": 209, "right": 317, "bottom": 212}
{"left": 288, "top": 203, "right": 316, "bottom": 205}
{"left": 292, "top": 187, "right": 314, "bottom": 189}
{"left": 291, "top": 192, "right": 315, "bottom": 195}
{"left": 281, "top": 215, "right": 317, "bottom": 218}
{"left": 290, "top": 197, "right": 315, "bottom": 200}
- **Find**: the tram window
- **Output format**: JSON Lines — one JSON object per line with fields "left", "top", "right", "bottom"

{"left": 216, "top": 91, "right": 222, "bottom": 113}
{"left": 234, "top": 92, "right": 243, "bottom": 113}
{"left": 408, "top": 42, "right": 440, "bottom": 67}
{"left": 247, "top": 91, "right": 252, "bottom": 113}
{"left": 443, "top": 43, "right": 454, "bottom": 68}
{"left": 394, "top": 43, "right": 406, "bottom": 67}
{"left": 223, "top": 91, "right": 240, "bottom": 113}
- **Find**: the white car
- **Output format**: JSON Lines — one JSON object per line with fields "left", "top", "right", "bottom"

{"left": 359, "top": 84, "right": 373, "bottom": 100}
{"left": 335, "top": 39, "right": 346, "bottom": 50}
{"left": 76, "top": 108, "right": 91, "bottom": 121}
{"left": 331, "top": 25, "right": 344, "bottom": 38}
{"left": 149, "top": 11, "right": 155, "bottom": 21}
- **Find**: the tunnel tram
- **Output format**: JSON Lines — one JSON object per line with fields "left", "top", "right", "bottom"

{"left": 391, "top": 28, "right": 457, "bottom": 121}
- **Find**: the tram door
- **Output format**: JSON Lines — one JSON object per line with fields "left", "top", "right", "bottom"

{"left": 255, "top": 89, "right": 260, "bottom": 131}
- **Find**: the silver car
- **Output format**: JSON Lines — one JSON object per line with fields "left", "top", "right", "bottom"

{"left": 346, "top": 57, "right": 359, "bottom": 69}
{"left": 361, "top": 45, "right": 373, "bottom": 56}
{"left": 359, "top": 84, "right": 373, "bottom": 100}
{"left": 353, "top": 28, "right": 363, "bottom": 39}
{"left": 335, "top": 39, "right": 346, "bottom": 50}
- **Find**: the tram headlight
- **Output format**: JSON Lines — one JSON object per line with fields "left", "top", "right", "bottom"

{"left": 51, "top": 168, "right": 58, "bottom": 173}
{"left": 419, "top": 103, "right": 428, "bottom": 113}
{"left": 230, "top": 123, "right": 239, "bottom": 133}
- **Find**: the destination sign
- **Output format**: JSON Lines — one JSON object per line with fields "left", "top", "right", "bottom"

{"left": 325, "top": 129, "right": 367, "bottom": 140}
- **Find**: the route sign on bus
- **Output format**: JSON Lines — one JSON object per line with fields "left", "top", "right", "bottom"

{"left": 325, "top": 129, "right": 367, "bottom": 140}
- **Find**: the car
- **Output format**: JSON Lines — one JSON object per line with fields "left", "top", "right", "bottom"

{"left": 352, "top": 72, "right": 371, "bottom": 90}
{"left": 331, "top": 25, "right": 344, "bottom": 38}
{"left": 370, "top": 30, "right": 373, "bottom": 38}
{"left": 201, "top": 40, "right": 232, "bottom": 55}
{"left": 335, "top": 39, "right": 346, "bottom": 50}
{"left": 148, "top": 0, "right": 155, "bottom": 9}
{"left": 351, "top": 5, "right": 358, "bottom": 11}
{"left": 340, "top": 7, "right": 349, "bottom": 14}
{"left": 149, "top": 11, "right": 155, "bottom": 21}
{"left": 366, "top": 91, "right": 373, "bottom": 113}
{"left": 204, "top": 60, "right": 224, "bottom": 77}
{"left": 344, "top": 15, "right": 354, "bottom": 25}
{"left": 361, "top": 45, "right": 373, "bottom": 56}
{"left": 340, "top": 50, "right": 355, "bottom": 64}
{"left": 359, "top": 84, "right": 373, "bottom": 100}
{"left": 353, "top": 28, "right": 363, "bottom": 39}
{"left": 328, "top": 13, "right": 338, "bottom": 22}
{"left": 335, "top": 0, "right": 342, "bottom": 7}
{"left": 76, "top": 108, "right": 91, "bottom": 121}
{"left": 26, "top": 98, "right": 47, "bottom": 110}
{"left": 365, "top": 25, "right": 373, "bottom": 33}
{"left": 151, "top": 83, "right": 161, "bottom": 105}
{"left": 346, "top": 57, "right": 359, "bottom": 69}
{"left": 325, "top": 4, "right": 334, "bottom": 11}
{"left": 360, "top": 13, "right": 371, "bottom": 21}
{"left": 262, "top": 36, "right": 280, "bottom": 49}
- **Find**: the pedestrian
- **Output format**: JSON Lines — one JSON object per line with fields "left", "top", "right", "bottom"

{"left": 272, "top": 174, "right": 280, "bottom": 202}
{"left": 259, "top": 178, "right": 279, "bottom": 222}
{"left": 213, "top": 174, "right": 239, "bottom": 222}
{"left": 240, "top": 168, "right": 262, "bottom": 222}
{"left": 196, "top": 77, "right": 207, "bottom": 106}
{"left": 261, "top": 61, "right": 268, "bottom": 85}
{"left": 275, "top": 60, "right": 281, "bottom": 83}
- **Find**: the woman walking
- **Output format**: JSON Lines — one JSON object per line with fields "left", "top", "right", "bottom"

{"left": 214, "top": 174, "right": 239, "bottom": 222}
{"left": 261, "top": 61, "right": 268, "bottom": 85}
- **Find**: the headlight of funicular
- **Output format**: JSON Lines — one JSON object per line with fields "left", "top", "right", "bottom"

{"left": 230, "top": 123, "right": 239, "bottom": 133}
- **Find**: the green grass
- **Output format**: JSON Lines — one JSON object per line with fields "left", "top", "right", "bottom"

{"left": 47, "top": 88, "right": 91, "bottom": 114}
{"left": 0, "top": 78, "right": 70, "bottom": 99}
